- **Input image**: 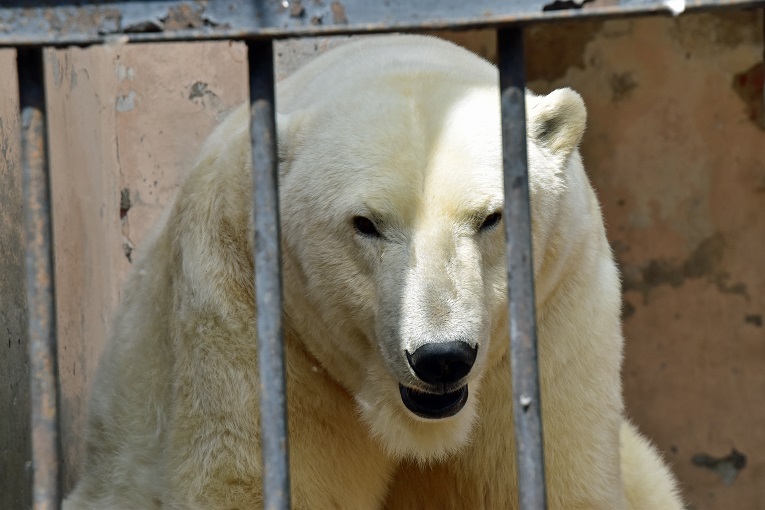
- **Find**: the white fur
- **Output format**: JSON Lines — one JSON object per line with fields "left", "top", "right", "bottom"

{"left": 65, "top": 35, "right": 683, "bottom": 509}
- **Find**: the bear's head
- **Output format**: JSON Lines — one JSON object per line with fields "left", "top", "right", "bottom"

{"left": 277, "top": 38, "right": 587, "bottom": 462}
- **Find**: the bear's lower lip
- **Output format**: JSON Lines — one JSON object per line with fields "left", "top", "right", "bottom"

{"left": 399, "top": 384, "right": 468, "bottom": 419}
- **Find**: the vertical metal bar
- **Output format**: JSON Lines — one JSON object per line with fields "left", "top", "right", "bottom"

{"left": 17, "top": 47, "right": 62, "bottom": 510}
{"left": 247, "top": 39, "right": 291, "bottom": 510}
{"left": 497, "top": 27, "right": 548, "bottom": 510}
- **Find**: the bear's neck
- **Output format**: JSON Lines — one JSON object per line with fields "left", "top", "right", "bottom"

{"left": 280, "top": 247, "right": 369, "bottom": 393}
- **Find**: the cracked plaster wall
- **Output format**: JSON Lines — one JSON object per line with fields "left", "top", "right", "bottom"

{"left": 523, "top": 11, "right": 764, "bottom": 509}
{"left": 42, "top": 41, "right": 249, "bottom": 490}
{"left": 0, "top": 10, "right": 763, "bottom": 509}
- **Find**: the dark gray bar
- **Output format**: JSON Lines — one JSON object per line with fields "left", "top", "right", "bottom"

{"left": 1, "top": 0, "right": 762, "bottom": 48}
{"left": 248, "top": 39, "right": 291, "bottom": 510}
{"left": 497, "top": 27, "right": 548, "bottom": 510}
{"left": 17, "top": 47, "right": 62, "bottom": 510}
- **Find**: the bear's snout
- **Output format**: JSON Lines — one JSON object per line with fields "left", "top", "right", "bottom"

{"left": 406, "top": 341, "right": 478, "bottom": 386}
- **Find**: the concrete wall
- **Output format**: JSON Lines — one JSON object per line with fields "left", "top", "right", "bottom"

{"left": 43, "top": 41, "right": 249, "bottom": 491}
{"left": 0, "top": 9, "right": 762, "bottom": 510}
{"left": 523, "top": 13, "right": 765, "bottom": 509}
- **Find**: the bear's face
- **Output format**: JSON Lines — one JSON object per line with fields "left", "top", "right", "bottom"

{"left": 279, "top": 73, "right": 585, "bottom": 460}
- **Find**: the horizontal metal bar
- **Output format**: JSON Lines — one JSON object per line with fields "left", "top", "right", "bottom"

{"left": 18, "top": 47, "right": 62, "bottom": 510}
{"left": 1, "top": 0, "right": 763, "bottom": 47}
{"left": 248, "top": 39, "right": 291, "bottom": 510}
{"left": 497, "top": 27, "right": 547, "bottom": 510}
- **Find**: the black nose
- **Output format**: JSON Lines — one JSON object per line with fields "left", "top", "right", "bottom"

{"left": 406, "top": 341, "right": 478, "bottom": 385}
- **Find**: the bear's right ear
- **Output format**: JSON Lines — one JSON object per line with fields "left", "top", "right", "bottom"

{"left": 527, "top": 88, "right": 587, "bottom": 162}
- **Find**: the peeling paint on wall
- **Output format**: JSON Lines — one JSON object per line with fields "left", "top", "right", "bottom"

{"left": 119, "top": 187, "right": 132, "bottom": 220}
{"left": 188, "top": 81, "right": 222, "bottom": 109}
{"left": 692, "top": 449, "right": 747, "bottom": 485}
{"left": 732, "top": 62, "right": 764, "bottom": 130}
{"left": 115, "top": 63, "right": 135, "bottom": 82}
{"left": 120, "top": 188, "right": 135, "bottom": 263}
{"left": 115, "top": 90, "right": 136, "bottom": 112}
{"left": 610, "top": 72, "right": 638, "bottom": 102}
{"left": 620, "top": 233, "right": 748, "bottom": 302}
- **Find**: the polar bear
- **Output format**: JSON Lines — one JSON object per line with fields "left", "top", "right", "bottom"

{"left": 64, "top": 35, "right": 682, "bottom": 509}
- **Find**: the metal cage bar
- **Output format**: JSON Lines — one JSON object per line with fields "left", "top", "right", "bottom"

{"left": 248, "top": 40, "right": 291, "bottom": 510}
{"left": 498, "top": 27, "right": 548, "bottom": 509}
{"left": 0, "top": 0, "right": 762, "bottom": 47}
{"left": 17, "top": 47, "right": 62, "bottom": 510}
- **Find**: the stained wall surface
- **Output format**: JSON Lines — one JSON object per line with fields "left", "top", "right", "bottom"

{"left": 0, "top": 9, "right": 763, "bottom": 510}
{"left": 523, "top": 13, "right": 765, "bottom": 509}
{"left": 42, "top": 41, "right": 249, "bottom": 490}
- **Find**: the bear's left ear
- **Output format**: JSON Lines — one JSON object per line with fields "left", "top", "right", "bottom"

{"left": 527, "top": 88, "right": 587, "bottom": 161}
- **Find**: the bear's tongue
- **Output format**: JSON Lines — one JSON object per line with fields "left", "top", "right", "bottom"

{"left": 399, "top": 384, "right": 468, "bottom": 419}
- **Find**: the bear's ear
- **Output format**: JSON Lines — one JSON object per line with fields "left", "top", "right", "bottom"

{"left": 527, "top": 88, "right": 587, "bottom": 160}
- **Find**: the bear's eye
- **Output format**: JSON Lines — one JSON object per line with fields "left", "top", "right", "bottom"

{"left": 479, "top": 212, "right": 502, "bottom": 232}
{"left": 353, "top": 216, "right": 381, "bottom": 238}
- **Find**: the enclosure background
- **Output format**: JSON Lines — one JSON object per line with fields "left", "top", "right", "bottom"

{"left": 1, "top": 9, "right": 763, "bottom": 510}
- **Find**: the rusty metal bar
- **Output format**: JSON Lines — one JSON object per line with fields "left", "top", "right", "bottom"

{"left": 17, "top": 47, "right": 62, "bottom": 510}
{"left": 497, "top": 26, "right": 548, "bottom": 510}
{"left": 248, "top": 39, "right": 291, "bottom": 510}
{"left": 1, "top": 0, "right": 764, "bottom": 47}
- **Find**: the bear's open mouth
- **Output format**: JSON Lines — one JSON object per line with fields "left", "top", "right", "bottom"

{"left": 399, "top": 384, "right": 468, "bottom": 419}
